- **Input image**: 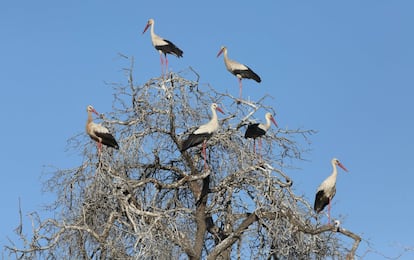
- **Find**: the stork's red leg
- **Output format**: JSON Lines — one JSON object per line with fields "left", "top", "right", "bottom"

{"left": 97, "top": 142, "right": 102, "bottom": 156}
{"left": 259, "top": 138, "right": 263, "bottom": 161}
{"left": 328, "top": 199, "right": 331, "bottom": 224}
{"left": 165, "top": 55, "right": 169, "bottom": 75}
{"left": 259, "top": 138, "right": 262, "bottom": 153}
{"left": 159, "top": 53, "right": 165, "bottom": 77}
{"left": 238, "top": 78, "right": 243, "bottom": 100}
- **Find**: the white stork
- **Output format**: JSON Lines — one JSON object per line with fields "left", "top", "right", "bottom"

{"left": 180, "top": 103, "right": 224, "bottom": 169}
{"left": 314, "top": 158, "right": 348, "bottom": 223}
{"left": 217, "top": 46, "right": 261, "bottom": 100}
{"left": 143, "top": 18, "right": 183, "bottom": 75}
{"left": 244, "top": 113, "right": 278, "bottom": 154}
{"left": 86, "top": 105, "right": 119, "bottom": 154}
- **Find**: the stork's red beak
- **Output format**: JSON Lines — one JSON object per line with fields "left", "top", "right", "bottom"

{"left": 338, "top": 162, "right": 348, "bottom": 172}
{"left": 271, "top": 117, "right": 278, "bottom": 128}
{"left": 216, "top": 48, "right": 224, "bottom": 58}
{"left": 92, "top": 109, "right": 100, "bottom": 116}
{"left": 142, "top": 23, "right": 150, "bottom": 34}
{"left": 216, "top": 107, "right": 224, "bottom": 114}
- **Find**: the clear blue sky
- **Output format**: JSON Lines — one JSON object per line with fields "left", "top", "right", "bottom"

{"left": 1, "top": 1, "right": 413, "bottom": 258}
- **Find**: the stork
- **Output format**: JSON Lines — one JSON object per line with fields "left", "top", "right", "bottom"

{"left": 217, "top": 46, "right": 261, "bottom": 100}
{"left": 314, "top": 158, "right": 348, "bottom": 223}
{"left": 244, "top": 113, "right": 278, "bottom": 154}
{"left": 180, "top": 103, "right": 224, "bottom": 169}
{"left": 143, "top": 18, "right": 183, "bottom": 75}
{"left": 86, "top": 105, "right": 119, "bottom": 154}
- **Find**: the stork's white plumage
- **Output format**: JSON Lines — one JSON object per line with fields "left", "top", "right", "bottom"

{"left": 217, "top": 46, "right": 261, "bottom": 99}
{"left": 143, "top": 18, "right": 183, "bottom": 75}
{"left": 180, "top": 103, "right": 224, "bottom": 169}
{"left": 86, "top": 105, "right": 119, "bottom": 154}
{"left": 314, "top": 158, "right": 348, "bottom": 223}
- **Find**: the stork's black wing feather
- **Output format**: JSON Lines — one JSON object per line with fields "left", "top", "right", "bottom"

{"left": 155, "top": 39, "right": 183, "bottom": 58}
{"left": 180, "top": 133, "right": 212, "bottom": 152}
{"left": 314, "top": 190, "right": 329, "bottom": 213}
{"left": 96, "top": 132, "right": 119, "bottom": 149}
{"left": 244, "top": 123, "right": 266, "bottom": 139}
{"left": 233, "top": 66, "right": 261, "bottom": 83}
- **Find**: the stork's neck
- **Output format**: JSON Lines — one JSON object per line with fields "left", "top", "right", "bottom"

{"left": 86, "top": 111, "right": 94, "bottom": 133}
{"left": 331, "top": 160, "right": 338, "bottom": 179}
{"left": 150, "top": 22, "right": 156, "bottom": 39}
{"left": 223, "top": 49, "right": 237, "bottom": 73}
{"left": 87, "top": 111, "right": 93, "bottom": 124}
{"left": 210, "top": 106, "right": 218, "bottom": 124}
{"left": 87, "top": 111, "right": 92, "bottom": 124}
{"left": 222, "top": 48, "right": 231, "bottom": 64}
{"left": 222, "top": 48, "right": 228, "bottom": 60}
{"left": 258, "top": 116, "right": 271, "bottom": 131}
{"left": 264, "top": 116, "right": 272, "bottom": 131}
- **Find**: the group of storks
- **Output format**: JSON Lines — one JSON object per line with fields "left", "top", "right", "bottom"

{"left": 85, "top": 18, "right": 349, "bottom": 223}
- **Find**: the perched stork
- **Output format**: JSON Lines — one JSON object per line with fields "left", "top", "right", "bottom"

{"left": 244, "top": 113, "right": 278, "bottom": 154}
{"left": 180, "top": 103, "right": 224, "bottom": 169}
{"left": 217, "top": 46, "right": 261, "bottom": 99}
{"left": 143, "top": 18, "right": 183, "bottom": 75}
{"left": 86, "top": 105, "right": 119, "bottom": 154}
{"left": 314, "top": 158, "right": 348, "bottom": 223}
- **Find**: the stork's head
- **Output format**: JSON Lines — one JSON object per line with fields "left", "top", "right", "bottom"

{"left": 216, "top": 46, "right": 227, "bottom": 58}
{"left": 332, "top": 158, "right": 348, "bottom": 172}
{"left": 211, "top": 103, "right": 224, "bottom": 114}
{"left": 87, "top": 105, "right": 99, "bottom": 116}
{"left": 265, "top": 112, "right": 278, "bottom": 128}
{"left": 143, "top": 18, "right": 154, "bottom": 34}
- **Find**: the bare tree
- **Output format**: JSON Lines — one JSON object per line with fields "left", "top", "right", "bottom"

{"left": 6, "top": 57, "right": 361, "bottom": 259}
